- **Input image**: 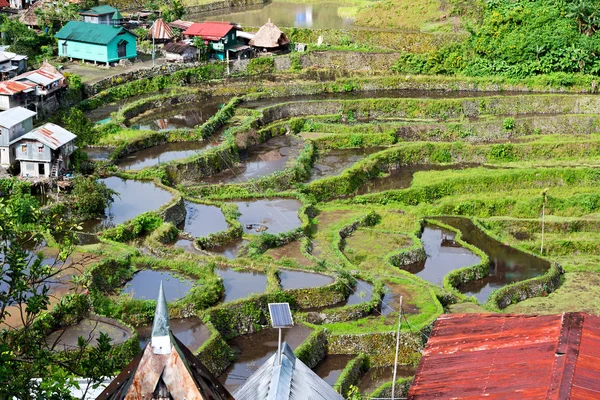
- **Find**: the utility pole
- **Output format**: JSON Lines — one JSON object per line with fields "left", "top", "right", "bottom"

{"left": 541, "top": 189, "right": 547, "bottom": 255}
{"left": 152, "top": 33, "right": 155, "bottom": 67}
{"left": 391, "top": 295, "right": 403, "bottom": 400}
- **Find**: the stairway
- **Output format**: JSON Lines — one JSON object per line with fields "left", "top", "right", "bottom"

{"left": 50, "top": 159, "right": 59, "bottom": 178}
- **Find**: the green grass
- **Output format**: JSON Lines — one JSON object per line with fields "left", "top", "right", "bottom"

{"left": 344, "top": 228, "right": 412, "bottom": 269}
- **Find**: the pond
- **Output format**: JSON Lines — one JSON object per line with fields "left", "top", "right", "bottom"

{"left": 309, "top": 147, "right": 386, "bottom": 182}
{"left": 402, "top": 224, "right": 481, "bottom": 287}
{"left": 234, "top": 198, "right": 303, "bottom": 234}
{"left": 201, "top": 135, "right": 303, "bottom": 184}
{"left": 218, "top": 324, "right": 313, "bottom": 392}
{"left": 313, "top": 354, "right": 355, "bottom": 386}
{"left": 279, "top": 269, "right": 334, "bottom": 289}
{"left": 215, "top": 266, "right": 267, "bottom": 303}
{"left": 46, "top": 318, "right": 132, "bottom": 351}
{"left": 136, "top": 316, "right": 211, "bottom": 351}
{"left": 190, "top": 1, "right": 355, "bottom": 30}
{"left": 83, "top": 177, "right": 174, "bottom": 232}
{"left": 117, "top": 140, "right": 219, "bottom": 170}
{"left": 122, "top": 269, "right": 196, "bottom": 301}
{"left": 182, "top": 202, "right": 229, "bottom": 238}
{"left": 129, "top": 98, "right": 227, "bottom": 131}
{"left": 436, "top": 216, "right": 550, "bottom": 303}
{"left": 357, "top": 366, "right": 416, "bottom": 395}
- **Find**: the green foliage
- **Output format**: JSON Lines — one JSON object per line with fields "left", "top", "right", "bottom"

{"left": 0, "top": 16, "right": 56, "bottom": 64}
{"left": 503, "top": 117, "right": 515, "bottom": 130}
{"left": 58, "top": 108, "right": 96, "bottom": 146}
{"left": 489, "top": 143, "right": 515, "bottom": 161}
{"left": 246, "top": 57, "right": 276, "bottom": 75}
{"left": 71, "top": 176, "right": 115, "bottom": 216}
{"left": 101, "top": 212, "right": 164, "bottom": 242}
{"left": 160, "top": 0, "right": 184, "bottom": 23}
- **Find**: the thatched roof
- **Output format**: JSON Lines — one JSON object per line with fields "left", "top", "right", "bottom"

{"left": 19, "top": 0, "right": 43, "bottom": 27}
{"left": 249, "top": 19, "right": 289, "bottom": 49}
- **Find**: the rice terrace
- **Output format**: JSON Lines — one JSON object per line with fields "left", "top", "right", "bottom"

{"left": 2, "top": 0, "right": 600, "bottom": 398}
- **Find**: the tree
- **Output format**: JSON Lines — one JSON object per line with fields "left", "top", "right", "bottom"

{"left": 71, "top": 176, "right": 115, "bottom": 216}
{"left": 160, "top": 0, "right": 184, "bottom": 23}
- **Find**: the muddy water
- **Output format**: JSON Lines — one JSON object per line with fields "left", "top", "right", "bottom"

{"left": 122, "top": 269, "right": 196, "bottom": 301}
{"left": 403, "top": 224, "right": 481, "bottom": 287}
{"left": 215, "top": 266, "right": 267, "bottom": 303}
{"left": 130, "top": 98, "right": 227, "bottom": 131}
{"left": 83, "top": 177, "right": 174, "bottom": 232}
{"left": 83, "top": 147, "right": 112, "bottom": 161}
{"left": 346, "top": 279, "right": 374, "bottom": 305}
{"left": 218, "top": 324, "right": 313, "bottom": 392}
{"left": 313, "top": 354, "right": 355, "bottom": 386}
{"left": 355, "top": 164, "right": 479, "bottom": 195}
{"left": 380, "top": 282, "right": 421, "bottom": 316}
{"left": 117, "top": 140, "right": 218, "bottom": 170}
{"left": 46, "top": 318, "right": 132, "bottom": 350}
{"left": 309, "top": 147, "right": 386, "bottom": 182}
{"left": 209, "top": 238, "right": 249, "bottom": 259}
{"left": 232, "top": 198, "right": 302, "bottom": 235}
{"left": 173, "top": 238, "right": 204, "bottom": 255}
{"left": 436, "top": 217, "right": 550, "bottom": 303}
{"left": 279, "top": 269, "right": 334, "bottom": 290}
{"left": 196, "top": 2, "right": 354, "bottom": 30}
{"left": 201, "top": 135, "right": 303, "bottom": 184}
{"left": 357, "top": 366, "right": 416, "bottom": 395}
{"left": 243, "top": 90, "right": 531, "bottom": 110}
{"left": 182, "top": 202, "right": 228, "bottom": 237}
{"left": 136, "top": 317, "right": 211, "bottom": 350}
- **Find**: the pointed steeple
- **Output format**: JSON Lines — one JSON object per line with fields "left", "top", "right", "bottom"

{"left": 151, "top": 281, "right": 171, "bottom": 354}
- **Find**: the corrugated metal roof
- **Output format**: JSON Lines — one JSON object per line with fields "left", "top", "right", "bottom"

{"left": 183, "top": 21, "right": 237, "bottom": 41}
{"left": 55, "top": 21, "right": 133, "bottom": 45}
{"left": 408, "top": 313, "right": 600, "bottom": 399}
{"left": 0, "top": 106, "right": 36, "bottom": 127}
{"left": 163, "top": 42, "right": 195, "bottom": 54}
{"left": 0, "top": 80, "right": 35, "bottom": 95}
{"left": 149, "top": 18, "right": 174, "bottom": 40}
{"left": 18, "top": 123, "right": 75, "bottom": 150}
{"left": 234, "top": 342, "right": 344, "bottom": 400}
{"left": 80, "top": 5, "right": 118, "bottom": 16}
{"left": 170, "top": 19, "right": 194, "bottom": 30}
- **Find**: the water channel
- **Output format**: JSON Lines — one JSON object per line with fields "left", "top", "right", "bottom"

{"left": 436, "top": 216, "right": 550, "bottom": 302}
{"left": 218, "top": 324, "right": 313, "bottom": 392}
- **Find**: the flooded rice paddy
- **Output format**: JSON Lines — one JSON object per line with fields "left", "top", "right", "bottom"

{"left": 136, "top": 316, "right": 210, "bottom": 350}
{"left": 215, "top": 266, "right": 267, "bottom": 303}
{"left": 357, "top": 366, "right": 416, "bottom": 395}
{"left": 117, "top": 140, "right": 218, "bottom": 170}
{"left": 129, "top": 98, "right": 227, "bottom": 131}
{"left": 346, "top": 279, "right": 374, "bottom": 306}
{"left": 209, "top": 238, "right": 249, "bottom": 259}
{"left": 310, "top": 147, "right": 386, "bottom": 182}
{"left": 46, "top": 318, "right": 132, "bottom": 350}
{"left": 122, "top": 269, "right": 196, "bottom": 301}
{"left": 218, "top": 324, "right": 313, "bottom": 392}
{"left": 234, "top": 198, "right": 302, "bottom": 234}
{"left": 437, "top": 217, "right": 550, "bottom": 302}
{"left": 279, "top": 269, "right": 334, "bottom": 289}
{"left": 182, "top": 202, "right": 228, "bottom": 237}
{"left": 314, "top": 354, "right": 355, "bottom": 385}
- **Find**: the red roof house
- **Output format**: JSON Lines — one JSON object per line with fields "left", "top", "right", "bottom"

{"left": 182, "top": 21, "right": 237, "bottom": 41}
{"left": 408, "top": 313, "right": 600, "bottom": 399}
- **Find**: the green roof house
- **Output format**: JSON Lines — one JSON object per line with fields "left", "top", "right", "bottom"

{"left": 80, "top": 5, "right": 124, "bottom": 26}
{"left": 55, "top": 21, "right": 137, "bottom": 66}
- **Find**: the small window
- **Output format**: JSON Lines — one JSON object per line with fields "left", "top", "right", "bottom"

{"left": 38, "top": 145, "right": 43, "bottom": 153}
{"left": 21, "top": 144, "right": 27, "bottom": 153}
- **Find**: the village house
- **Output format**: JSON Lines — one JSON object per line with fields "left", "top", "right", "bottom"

{"left": 9, "top": 0, "right": 28, "bottom": 10}
{"left": 250, "top": 19, "right": 290, "bottom": 53}
{"left": 13, "top": 123, "right": 76, "bottom": 178}
{"left": 98, "top": 284, "right": 234, "bottom": 399}
{"left": 148, "top": 18, "right": 175, "bottom": 43}
{"left": 183, "top": 21, "right": 241, "bottom": 61}
{"left": 0, "top": 107, "right": 36, "bottom": 169}
{"left": 55, "top": 21, "right": 137, "bottom": 65}
{"left": 14, "top": 61, "right": 65, "bottom": 99}
{"left": 163, "top": 42, "right": 198, "bottom": 63}
{"left": 79, "top": 5, "right": 123, "bottom": 26}
{"left": 0, "top": 80, "right": 36, "bottom": 111}
{"left": 0, "top": 51, "right": 28, "bottom": 81}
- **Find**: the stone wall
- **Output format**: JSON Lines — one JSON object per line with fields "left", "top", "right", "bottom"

{"left": 294, "top": 327, "right": 328, "bottom": 368}
{"left": 159, "top": 196, "right": 186, "bottom": 227}
{"left": 300, "top": 51, "right": 399, "bottom": 71}
{"left": 327, "top": 331, "right": 422, "bottom": 366}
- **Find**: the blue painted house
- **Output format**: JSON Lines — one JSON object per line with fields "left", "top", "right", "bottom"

{"left": 55, "top": 21, "right": 137, "bottom": 65}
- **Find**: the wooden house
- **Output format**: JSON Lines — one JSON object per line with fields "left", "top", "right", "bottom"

{"left": 249, "top": 19, "right": 290, "bottom": 53}
{"left": 79, "top": 5, "right": 123, "bottom": 26}
{"left": 0, "top": 62, "right": 66, "bottom": 112}
{"left": 163, "top": 42, "right": 198, "bottom": 63}
{"left": 0, "top": 51, "right": 28, "bottom": 81}
{"left": 14, "top": 123, "right": 76, "bottom": 178}
{"left": 183, "top": 21, "right": 239, "bottom": 61}
{"left": 55, "top": 21, "right": 137, "bottom": 65}
{"left": 0, "top": 107, "right": 36, "bottom": 168}
{"left": 0, "top": 80, "right": 36, "bottom": 111}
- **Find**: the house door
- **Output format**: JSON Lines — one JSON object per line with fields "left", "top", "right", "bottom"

{"left": 117, "top": 41, "right": 127, "bottom": 58}
{"left": 38, "top": 163, "right": 45, "bottom": 176}
{"left": 62, "top": 41, "right": 68, "bottom": 56}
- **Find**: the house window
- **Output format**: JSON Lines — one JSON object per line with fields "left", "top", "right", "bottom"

{"left": 38, "top": 145, "right": 43, "bottom": 153}
{"left": 21, "top": 144, "right": 27, "bottom": 153}
{"left": 117, "top": 40, "right": 128, "bottom": 58}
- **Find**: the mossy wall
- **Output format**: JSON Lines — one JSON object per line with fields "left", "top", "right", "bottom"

{"left": 294, "top": 326, "right": 328, "bottom": 368}
{"left": 334, "top": 354, "right": 369, "bottom": 397}
{"left": 196, "top": 322, "right": 234, "bottom": 375}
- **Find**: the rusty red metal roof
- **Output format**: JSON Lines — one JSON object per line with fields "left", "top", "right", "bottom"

{"left": 0, "top": 80, "right": 35, "bottom": 95}
{"left": 149, "top": 18, "right": 174, "bottom": 40}
{"left": 183, "top": 21, "right": 236, "bottom": 41}
{"left": 408, "top": 313, "right": 600, "bottom": 399}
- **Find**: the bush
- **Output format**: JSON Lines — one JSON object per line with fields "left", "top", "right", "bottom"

{"left": 246, "top": 57, "right": 275, "bottom": 75}
{"left": 71, "top": 176, "right": 115, "bottom": 216}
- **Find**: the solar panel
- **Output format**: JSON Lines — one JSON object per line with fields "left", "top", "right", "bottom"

{"left": 268, "top": 303, "right": 294, "bottom": 328}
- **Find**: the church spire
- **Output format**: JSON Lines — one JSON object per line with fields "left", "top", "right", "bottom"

{"left": 151, "top": 281, "right": 171, "bottom": 354}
